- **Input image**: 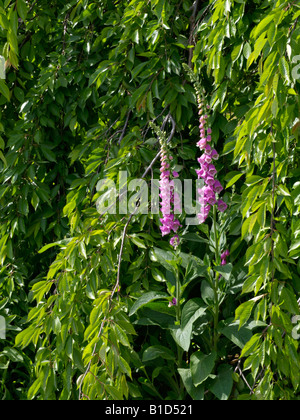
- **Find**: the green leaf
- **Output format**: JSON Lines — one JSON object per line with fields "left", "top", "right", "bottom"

{"left": 38, "top": 242, "right": 59, "bottom": 254}
{"left": 181, "top": 298, "right": 206, "bottom": 329}
{"left": 210, "top": 365, "right": 233, "bottom": 400}
{"left": 129, "top": 291, "right": 169, "bottom": 316}
{"left": 147, "top": 90, "right": 154, "bottom": 115}
{"left": 0, "top": 14, "right": 9, "bottom": 30}
{"left": 106, "top": 385, "right": 123, "bottom": 400}
{"left": 280, "top": 288, "right": 300, "bottom": 315}
{"left": 72, "top": 346, "right": 85, "bottom": 372}
{"left": 170, "top": 323, "right": 193, "bottom": 353}
{"left": 169, "top": 299, "right": 206, "bottom": 353}
{"left": 14, "top": 86, "right": 24, "bottom": 102}
{"left": 254, "top": 34, "right": 267, "bottom": 59}
{"left": 118, "top": 356, "right": 132, "bottom": 378}
{"left": 235, "top": 300, "right": 255, "bottom": 329}
{"left": 7, "top": 28, "right": 18, "bottom": 54}
{"left": 214, "top": 264, "right": 233, "bottom": 281}
{"left": 178, "top": 368, "right": 204, "bottom": 400}
{"left": 225, "top": 172, "right": 244, "bottom": 189}
{"left": 221, "top": 321, "right": 252, "bottom": 349}
{"left": 0, "top": 80, "right": 10, "bottom": 101}
{"left": 277, "top": 184, "right": 291, "bottom": 197}
{"left": 130, "top": 235, "right": 147, "bottom": 249}
{"left": 0, "top": 56, "right": 5, "bottom": 80}
{"left": 27, "top": 378, "right": 41, "bottom": 400}
{"left": 0, "top": 150, "right": 7, "bottom": 166}
{"left": 17, "top": 0, "right": 28, "bottom": 21}
{"left": 132, "top": 29, "right": 140, "bottom": 44}
{"left": 231, "top": 43, "right": 243, "bottom": 63}
{"left": 252, "top": 13, "right": 275, "bottom": 39}
{"left": 142, "top": 345, "right": 175, "bottom": 362}
{"left": 79, "top": 241, "right": 87, "bottom": 259}
{"left": 191, "top": 351, "right": 217, "bottom": 386}
{"left": 279, "top": 57, "right": 291, "bottom": 84}
{"left": 240, "top": 333, "right": 261, "bottom": 358}
{"left": 131, "top": 61, "right": 148, "bottom": 79}
{"left": 2, "top": 347, "right": 23, "bottom": 363}
{"left": 40, "top": 145, "right": 57, "bottom": 162}
{"left": 88, "top": 63, "right": 110, "bottom": 87}
{"left": 112, "top": 325, "right": 129, "bottom": 348}
{"left": 151, "top": 267, "right": 166, "bottom": 282}
{"left": 243, "top": 42, "right": 252, "bottom": 59}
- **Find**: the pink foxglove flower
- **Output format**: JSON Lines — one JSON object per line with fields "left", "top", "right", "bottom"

{"left": 170, "top": 235, "right": 180, "bottom": 249}
{"left": 221, "top": 250, "right": 230, "bottom": 266}
{"left": 154, "top": 125, "right": 182, "bottom": 248}
{"left": 218, "top": 199, "right": 228, "bottom": 213}
{"left": 195, "top": 92, "right": 227, "bottom": 223}
{"left": 168, "top": 297, "right": 177, "bottom": 307}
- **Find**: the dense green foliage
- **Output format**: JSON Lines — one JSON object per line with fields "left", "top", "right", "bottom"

{"left": 0, "top": 0, "right": 300, "bottom": 400}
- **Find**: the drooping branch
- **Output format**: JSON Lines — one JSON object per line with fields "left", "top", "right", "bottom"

{"left": 270, "top": 123, "right": 276, "bottom": 283}
{"left": 79, "top": 114, "right": 176, "bottom": 399}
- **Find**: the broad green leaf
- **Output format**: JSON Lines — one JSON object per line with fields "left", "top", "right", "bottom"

{"left": 170, "top": 323, "right": 193, "bottom": 353}
{"left": 181, "top": 298, "right": 206, "bottom": 329}
{"left": 142, "top": 345, "right": 175, "bottom": 362}
{"left": 221, "top": 321, "right": 252, "bottom": 349}
{"left": 210, "top": 365, "right": 233, "bottom": 400}
{"left": 178, "top": 368, "right": 204, "bottom": 400}
{"left": 214, "top": 264, "right": 233, "bottom": 281}
{"left": 151, "top": 267, "right": 166, "bottom": 282}
{"left": 129, "top": 291, "right": 169, "bottom": 316}
{"left": 191, "top": 351, "right": 217, "bottom": 386}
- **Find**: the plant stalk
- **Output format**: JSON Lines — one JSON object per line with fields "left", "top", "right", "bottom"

{"left": 213, "top": 205, "right": 220, "bottom": 353}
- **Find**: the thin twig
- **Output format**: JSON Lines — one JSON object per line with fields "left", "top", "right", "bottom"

{"left": 188, "top": 0, "right": 200, "bottom": 68}
{"left": 118, "top": 110, "right": 132, "bottom": 145}
{"left": 235, "top": 360, "right": 253, "bottom": 394}
{"left": 142, "top": 105, "right": 169, "bottom": 141}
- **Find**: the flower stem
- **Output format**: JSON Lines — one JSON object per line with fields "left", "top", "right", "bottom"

{"left": 213, "top": 205, "right": 220, "bottom": 353}
{"left": 174, "top": 268, "right": 184, "bottom": 398}
{"left": 175, "top": 270, "right": 181, "bottom": 324}
{"left": 213, "top": 204, "right": 220, "bottom": 265}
